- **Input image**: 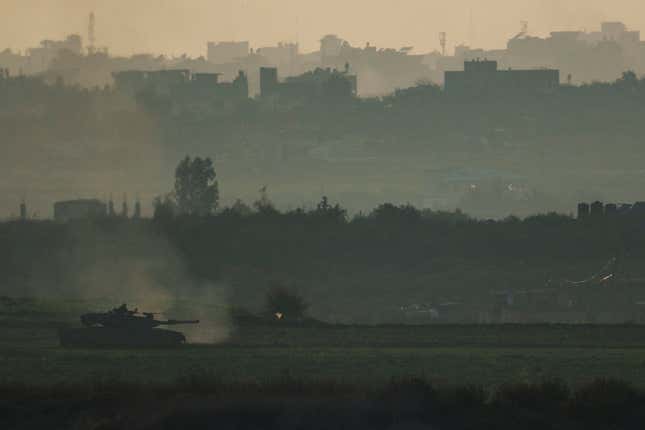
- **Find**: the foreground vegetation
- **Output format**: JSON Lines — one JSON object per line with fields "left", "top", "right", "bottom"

{"left": 4, "top": 299, "right": 645, "bottom": 428}
{"left": 3, "top": 376, "right": 645, "bottom": 429}
{"left": 5, "top": 337, "right": 645, "bottom": 388}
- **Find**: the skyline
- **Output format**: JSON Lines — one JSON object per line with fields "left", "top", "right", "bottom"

{"left": 2, "top": 0, "right": 645, "bottom": 57}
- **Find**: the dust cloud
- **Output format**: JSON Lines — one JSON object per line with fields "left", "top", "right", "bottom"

{"left": 0, "top": 89, "right": 173, "bottom": 219}
{"left": 34, "top": 222, "right": 231, "bottom": 344}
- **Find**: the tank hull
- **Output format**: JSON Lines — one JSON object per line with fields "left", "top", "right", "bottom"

{"left": 58, "top": 327, "right": 187, "bottom": 348}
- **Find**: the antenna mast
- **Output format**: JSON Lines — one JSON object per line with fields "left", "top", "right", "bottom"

{"left": 439, "top": 32, "right": 447, "bottom": 56}
{"left": 469, "top": 8, "right": 474, "bottom": 47}
{"left": 88, "top": 12, "right": 96, "bottom": 54}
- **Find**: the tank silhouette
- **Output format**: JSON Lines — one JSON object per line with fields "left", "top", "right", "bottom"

{"left": 58, "top": 304, "right": 199, "bottom": 347}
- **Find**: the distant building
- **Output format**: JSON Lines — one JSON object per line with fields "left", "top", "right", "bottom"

{"left": 112, "top": 69, "right": 248, "bottom": 100}
{"left": 27, "top": 35, "right": 83, "bottom": 73}
{"left": 505, "top": 21, "right": 640, "bottom": 83}
{"left": 145, "top": 69, "right": 191, "bottom": 92}
{"left": 605, "top": 203, "right": 618, "bottom": 216}
{"left": 577, "top": 200, "right": 645, "bottom": 219}
{"left": 444, "top": 60, "right": 559, "bottom": 96}
{"left": 256, "top": 42, "right": 299, "bottom": 74}
{"left": 260, "top": 66, "right": 357, "bottom": 102}
{"left": 202, "top": 34, "right": 433, "bottom": 96}
{"left": 632, "top": 202, "right": 645, "bottom": 215}
{"left": 320, "top": 35, "right": 344, "bottom": 60}
{"left": 133, "top": 200, "right": 141, "bottom": 219}
{"left": 207, "top": 41, "right": 249, "bottom": 64}
{"left": 0, "top": 51, "right": 27, "bottom": 76}
{"left": 430, "top": 21, "right": 642, "bottom": 86}
{"left": 19, "top": 201, "right": 27, "bottom": 221}
{"left": 112, "top": 69, "right": 185, "bottom": 95}
{"left": 319, "top": 35, "right": 429, "bottom": 96}
{"left": 590, "top": 200, "right": 604, "bottom": 217}
{"left": 54, "top": 199, "right": 107, "bottom": 222}
{"left": 598, "top": 22, "right": 639, "bottom": 44}
{"left": 259, "top": 67, "right": 279, "bottom": 96}
{"left": 110, "top": 70, "right": 146, "bottom": 94}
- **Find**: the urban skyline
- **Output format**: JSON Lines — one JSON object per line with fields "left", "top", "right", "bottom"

{"left": 3, "top": 0, "right": 645, "bottom": 56}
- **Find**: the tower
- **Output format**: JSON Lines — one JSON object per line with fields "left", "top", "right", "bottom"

{"left": 439, "top": 32, "right": 447, "bottom": 56}
{"left": 133, "top": 196, "right": 141, "bottom": 219}
{"left": 88, "top": 12, "right": 96, "bottom": 54}
{"left": 108, "top": 194, "right": 115, "bottom": 217}
{"left": 19, "top": 200, "right": 27, "bottom": 221}
{"left": 468, "top": 8, "right": 475, "bottom": 47}
{"left": 121, "top": 194, "right": 128, "bottom": 218}
{"left": 260, "top": 67, "right": 278, "bottom": 97}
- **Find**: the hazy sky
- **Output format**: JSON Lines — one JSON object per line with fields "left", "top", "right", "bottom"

{"left": 2, "top": 0, "right": 645, "bottom": 56}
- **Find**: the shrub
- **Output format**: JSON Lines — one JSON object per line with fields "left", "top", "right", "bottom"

{"left": 265, "top": 285, "right": 308, "bottom": 321}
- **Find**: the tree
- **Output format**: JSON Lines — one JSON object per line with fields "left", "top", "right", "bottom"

{"left": 265, "top": 285, "right": 308, "bottom": 321}
{"left": 616, "top": 70, "right": 639, "bottom": 93}
{"left": 229, "top": 199, "right": 253, "bottom": 216}
{"left": 174, "top": 156, "right": 219, "bottom": 215}
{"left": 253, "top": 185, "right": 277, "bottom": 215}
{"left": 152, "top": 193, "right": 177, "bottom": 222}
{"left": 370, "top": 203, "right": 421, "bottom": 223}
{"left": 314, "top": 195, "right": 347, "bottom": 222}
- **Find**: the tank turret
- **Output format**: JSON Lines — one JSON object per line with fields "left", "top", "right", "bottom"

{"left": 59, "top": 304, "right": 199, "bottom": 348}
{"left": 80, "top": 304, "right": 199, "bottom": 329}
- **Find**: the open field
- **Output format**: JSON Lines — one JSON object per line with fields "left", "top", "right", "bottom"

{"left": 3, "top": 303, "right": 645, "bottom": 387}
{"left": 4, "top": 334, "right": 645, "bottom": 388}
{"left": 4, "top": 300, "right": 645, "bottom": 429}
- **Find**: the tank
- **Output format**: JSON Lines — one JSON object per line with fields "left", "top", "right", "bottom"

{"left": 58, "top": 304, "right": 199, "bottom": 348}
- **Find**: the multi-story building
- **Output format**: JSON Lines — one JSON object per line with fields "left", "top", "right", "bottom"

{"left": 207, "top": 41, "right": 250, "bottom": 64}
{"left": 260, "top": 66, "right": 356, "bottom": 102}
{"left": 256, "top": 42, "right": 299, "bottom": 75}
{"left": 444, "top": 60, "right": 559, "bottom": 96}
{"left": 113, "top": 69, "right": 248, "bottom": 100}
{"left": 26, "top": 35, "right": 83, "bottom": 73}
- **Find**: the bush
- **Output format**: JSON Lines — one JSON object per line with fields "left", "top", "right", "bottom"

{"left": 571, "top": 378, "right": 641, "bottom": 427}
{"left": 493, "top": 379, "right": 569, "bottom": 412}
{"left": 265, "top": 285, "right": 308, "bottom": 321}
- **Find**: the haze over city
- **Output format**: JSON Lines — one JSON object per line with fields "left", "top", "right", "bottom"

{"left": 6, "top": 3, "right": 645, "bottom": 428}
{"left": 3, "top": 0, "right": 645, "bottom": 56}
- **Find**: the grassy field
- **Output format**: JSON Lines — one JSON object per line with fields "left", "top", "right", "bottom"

{"left": 1, "top": 297, "right": 645, "bottom": 389}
